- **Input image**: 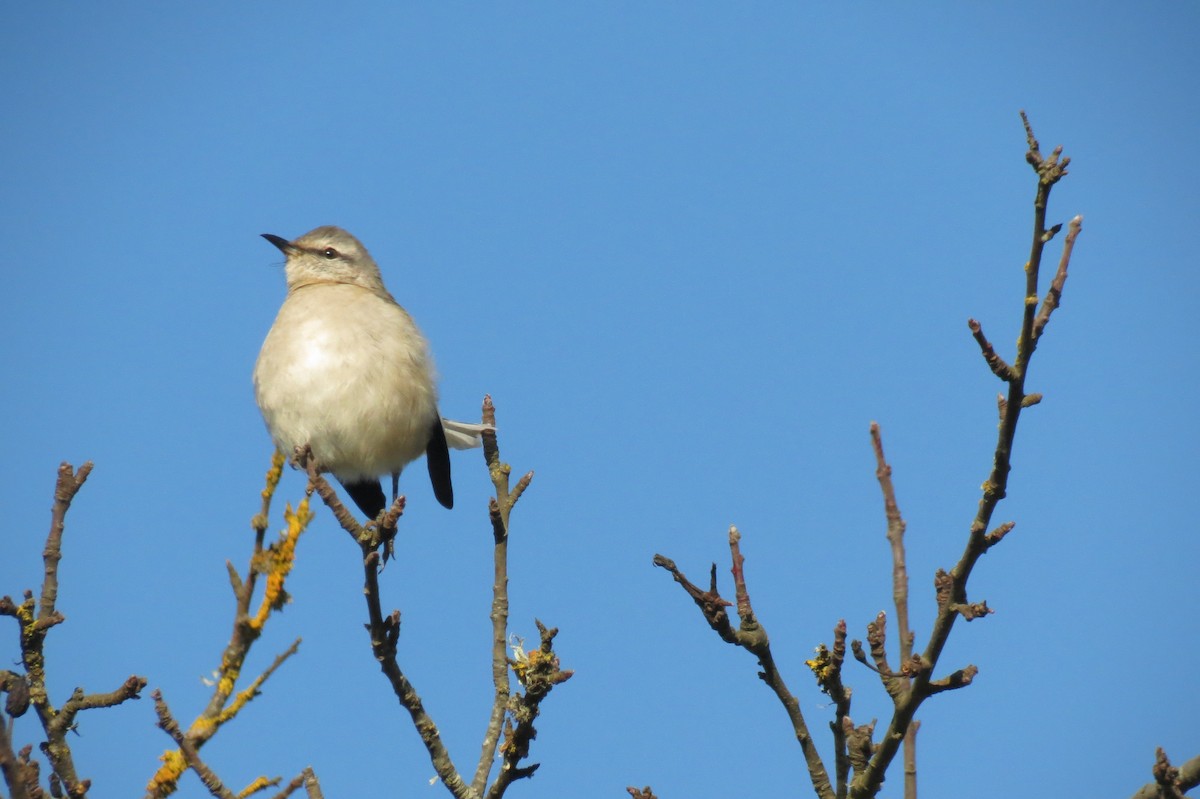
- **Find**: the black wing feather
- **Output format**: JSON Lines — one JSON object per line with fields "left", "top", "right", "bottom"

{"left": 338, "top": 477, "right": 387, "bottom": 519}
{"left": 426, "top": 415, "right": 454, "bottom": 509}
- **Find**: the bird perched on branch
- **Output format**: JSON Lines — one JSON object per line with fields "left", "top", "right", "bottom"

{"left": 254, "top": 225, "right": 484, "bottom": 517}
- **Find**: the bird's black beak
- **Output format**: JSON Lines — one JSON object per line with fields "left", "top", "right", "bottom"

{"left": 261, "top": 233, "right": 296, "bottom": 255}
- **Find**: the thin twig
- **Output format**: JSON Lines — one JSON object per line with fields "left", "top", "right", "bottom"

{"left": 655, "top": 531, "right": 835, "bottom": 799}
{"left": 869, "top": 425, "right": 912, "bottom": 662}
{"left": 0, "top": 707, "right": 35, "bottom": 799}
{"left": 39, "top": 462, "right": 92, "bottom": 622}
{"left": 214, "top": 639, "right": 302, "bottom": 726}
{"left": 485, "top": 621, "right": 572, "bottom": 799}
{"left": 2, "top": 462, "right": 146, "bottom": 799}
{"left": 28, "top": 463, "right": 95, "bottom": 796}
{"left": 298, "top": 447, "right": 366, "bottom": 543}
{"left": 850, "top": 110, "right": 1082, "bottom": 799}
{"left": 264, "top": 767, "right": 322, "bottom": 799}
{"left": 844, "top": 718, "right": 878, "bottom": 778}
{"left": 146, "top": 455, "right": 311, "bottom": 799}
{"left": 152, "top": 691, "right": 236, "bottom": 799}
{"left": 967, "top": 320, "right": 1017, "bottom": 382}
{"left": 805, "top": 621, "right": 854, "bottom": 799}
{"left": 924, "top": 666, "right": 979, "bottom": 695}
{"left": 657, "top": 114, "right": 1084, "bottom": 799}
{"left": 301, "top": 767, "right": 324, "bottom": 799}
{"left": 869, "top": 423, "right": 918, "bottom": 799}
{"left": 305, "top": 453, "right": 473, "bottom": 798}
{"left": 1033, "top": 215, "right": 1083, "bottom": 340}
{"left": 1129, "top": 751, "right": 1200, "bottom": 799}
{"left": 304, "top": 396, "right": 554, "bottom": 799}
{"left": 474, "top": 395, "right": 517, "bottom": 793}
{"left": 902, "top": 720, "right": 920, "bottom": 799}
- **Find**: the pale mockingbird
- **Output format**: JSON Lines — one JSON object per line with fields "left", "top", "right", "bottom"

{"left": 254, "top": 226, "right": 482, "bottom": 517}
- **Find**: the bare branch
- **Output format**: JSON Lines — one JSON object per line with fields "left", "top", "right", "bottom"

{"left": 968, "top": 319, "right": 1017, "bottom": 382}
{"left": 807, "top": 620, "right": 853, "bottom": 798}
{"left": 949, "top": 600, "right": 993, "bottom": 621}
{"left": 356, "top": 541, "right": 475, "bottom": 797}
{"left": 869, "top": 424, "right": 913, "bottom": 664}
{"left": 0, "top": 460, "right": 143, "bottom": 798}
{"left": 474, "top": 395, "right": 514, "bottom": 793}
{"left": 303, "top": 396, "right": 557, "bottom": 799}
{"left": 870, "top": 424, "right": 918, "bottom": 799}
{"left": 850, "top": 110, "right": 1082, "bottom": 799}
{"left": 301, "top": 768, "right": 324, "bottom": 799}
{"left": 902, "top": 721, "right": 920, "bottom": 799}
{"left": 306, "top": 461, "right": 473, "bottom": 796}
{"left": 1033, "top": 215, "right": 1084, "bottom": 340}
{"left": 486, "top": 621, "right": 572, "bottom": 799}
{"left": 656, "top": 531, "right": 835, "bottom": 799}
{"left": 1129, "top": 751, "right": 1200, "bottom": 799}
{"left": 652, "top": 555, "right": 737, "bottom": 645}
{"left": 298, "top": 447, "right": 367, "bottom": 545}
{"left": 263, "top": 766, "right": 322, "bottom": 799}
{"left": 39, "top": 461, "right": 93, "bottom": 623}
{"left": 214, "top": 639, "right": 301, "bottom": 726}
{"left": 843, "top": 717, "right": 877, "bottom": 778}
{"left": 147, "top": 457, "right": 312, "bottom": 798}
{"left": 1022, "top": 109, "right": 1070, "bottom": 185}
{"left": 925, "top": 665, "right": 979, "bottom": 695}
{"left": 152, "top": 691, "right": 237, "bottom": 799}
{"left": 0, "top": 710, "right": 37, "bottom": 799}
{"left": 866, "top": 613, "right": 910, "bottom": 699}
{"left": 55, "top": 677, "right": 147, "bottom": 739}
{"left": 983, "top": 521, "right": 1015, "bottom": 549}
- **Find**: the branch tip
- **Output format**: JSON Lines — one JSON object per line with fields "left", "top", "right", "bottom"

{"left": 968, "top": 318, "right": 1018, "bottom": 382}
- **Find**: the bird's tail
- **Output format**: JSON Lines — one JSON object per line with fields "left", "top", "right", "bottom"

{"left": 441, "top": 418, "right": 493, "bottom": 450}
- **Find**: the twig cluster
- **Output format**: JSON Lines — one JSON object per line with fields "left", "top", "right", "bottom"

{"left": 0, "top": 462, "right": 148, "bottom": 799}
{"left": 3, "top": 396, "right": 562, "bottom": 798}
{"left": 653, "top": 113, "right": 1087, "bottom": 799}
{"left": 1128, "top": 749, "right": 1200, "bottom": 799}
{"left": 298, "top": 395, "right": 570, "bottom": 799}
{"left": 144, "top": 451, "right": 321, "bottom": 799}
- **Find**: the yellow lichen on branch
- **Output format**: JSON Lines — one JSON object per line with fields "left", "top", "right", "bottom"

{"left": 216, "top": 639, "right": 302, "bottom": 726}
{"left": 261, "top": 450, "right": 286, "bottom": 503}
{"left": 235, "top": 774, "right": 277, "bottom": 797}
{"left": 145, "top": 749, "right": 188, "bottom": 796}
{"left": 806, "top": 644, "right": 835, "bottom": 682}
{"left": 250, "top": 497, "right": 312, "bottom": 631}
{"left": 145, "top": 454, "right": 310, "bottom": 798}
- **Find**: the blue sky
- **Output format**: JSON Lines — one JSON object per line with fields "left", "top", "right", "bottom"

{"left": 2, "top": 4, "right": 1196, "bottom": 798}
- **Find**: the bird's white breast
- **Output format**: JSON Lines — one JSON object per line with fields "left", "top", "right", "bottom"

{"left": 253, "top": 283, "right": 439, "bottom": 480}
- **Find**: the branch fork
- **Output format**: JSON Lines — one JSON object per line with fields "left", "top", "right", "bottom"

{"left": 2, "top": 462, "right": 148, "bottom": 799}
{"left": 301, "top": 396, "right": 563, "bottom": 799}
{"left": 654, "top": 114, "right": 1089, "bottom": 799}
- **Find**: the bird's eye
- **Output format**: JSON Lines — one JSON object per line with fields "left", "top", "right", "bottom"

{"left": 322, "top": 247, "right": 340, "bottom": 259}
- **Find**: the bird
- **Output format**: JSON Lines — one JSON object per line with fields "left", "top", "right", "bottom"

{"left": 253, "top": 225, "right": 483, "bottom": 518}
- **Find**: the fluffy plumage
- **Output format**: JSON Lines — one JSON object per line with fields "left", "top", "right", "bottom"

{"left": 254, "top": 226, "right": 476, "bottom": 516}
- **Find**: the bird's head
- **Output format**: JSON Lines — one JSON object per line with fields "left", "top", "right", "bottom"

{"left": 262, "top": 226, "right": 387, "bottom": 294}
